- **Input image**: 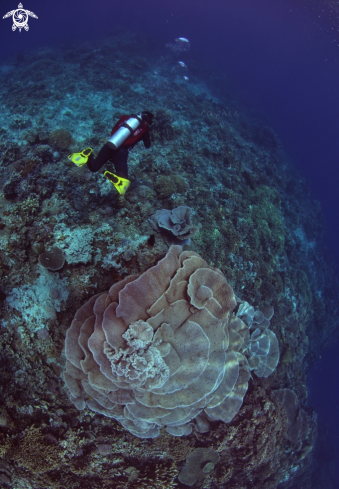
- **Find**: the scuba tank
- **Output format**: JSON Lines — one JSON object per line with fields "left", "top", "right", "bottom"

{"left": 107, "top": 113, "right": 143, "bottom": 150}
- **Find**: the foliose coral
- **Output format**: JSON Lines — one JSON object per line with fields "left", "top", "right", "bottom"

{"left": 64, "top": 246, "right": 279, "bottom": 438}
{"left": 149, "top": 205, "right": 199, "bottom": 242}
{"left": 272, "top": 388, "right": 309, "bottom": 451}
{"left": 178, "top": 447, "right": 220, "bottom": 486}
{"left": 237, "top": 300, "right": 279, "bottom": 377}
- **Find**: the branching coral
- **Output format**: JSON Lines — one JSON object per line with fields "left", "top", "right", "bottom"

{"left": 136, "top": 461, "right": 178, "bottom": 489}
{"left": 64, "top": 246, "right": 279, "bottom": 438}
{"left": 2, "top": 426, "right": 64, "bottom": 474}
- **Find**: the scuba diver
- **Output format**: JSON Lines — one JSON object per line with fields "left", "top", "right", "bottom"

{"left": 68, "top": 111, "right": 154, "bottom": 195}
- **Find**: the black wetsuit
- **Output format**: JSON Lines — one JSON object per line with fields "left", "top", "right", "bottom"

{"left": 87, "top": 116, "right": 151, "bottom": 178}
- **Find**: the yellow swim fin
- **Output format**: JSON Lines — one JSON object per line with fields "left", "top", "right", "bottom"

{"left": 104, "top": 171, "right": 131, "bottom": 195}
{"left": 68, "top": 147, "right": 93, "bottom": 167}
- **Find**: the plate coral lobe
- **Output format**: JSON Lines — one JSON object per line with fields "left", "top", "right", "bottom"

{"left": 64, "top": 245, "right": 279, "bottom": 438}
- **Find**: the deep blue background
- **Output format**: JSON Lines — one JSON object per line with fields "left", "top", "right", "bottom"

{"left": 1, "top": 0, "right": 338, "bottom": 485}
{"left": 307, "top": 347, "right": 339, "bottom": 484}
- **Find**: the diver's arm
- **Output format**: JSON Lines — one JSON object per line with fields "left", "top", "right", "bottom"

{"left": 142, "top": 130, "right": 151, "bottom": 149}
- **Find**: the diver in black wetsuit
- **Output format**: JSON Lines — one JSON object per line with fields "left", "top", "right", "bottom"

{"left": 68, "top": 111, "right": 154, "bottom": 195}
{"left": 87, "top": 111, "right": 153, "bottom": 177}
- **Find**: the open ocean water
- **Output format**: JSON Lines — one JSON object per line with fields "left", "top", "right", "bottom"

{"left": 0, "top": 1, "right": 338, "bottom": 488}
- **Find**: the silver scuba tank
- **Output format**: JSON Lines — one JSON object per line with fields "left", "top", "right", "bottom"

{"left": 107, "top": 113, "right": 143, "bottom": 150}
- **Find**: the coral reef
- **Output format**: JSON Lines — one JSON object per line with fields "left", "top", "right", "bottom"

{"left": 0, "top": 29, "right": 338, "bottom": 489}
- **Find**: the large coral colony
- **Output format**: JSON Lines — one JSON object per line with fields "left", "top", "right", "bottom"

{"left": 64, "top": 245, "right": 279, "bottom": 439}
{"left": 0, "top": 30, "right": 338, "bottom": 489}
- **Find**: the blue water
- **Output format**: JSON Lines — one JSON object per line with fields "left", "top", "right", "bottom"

{"left": 307, "top": 347, "right": 339, "bottom": 486}
{"left": 1, "top": 0, "right": 339, "bottom": 487}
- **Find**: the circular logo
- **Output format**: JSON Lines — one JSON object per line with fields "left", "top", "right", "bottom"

{"left": 13, "top": 9, "right": 28, "bottom": 28}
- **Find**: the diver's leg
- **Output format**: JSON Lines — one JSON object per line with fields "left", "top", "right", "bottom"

{"left": 112, "top": 147, "right": 129, "bottom": 178}
{"left": 103, "top": 148, "right": 130, "bottom": 195}
{"left": 87, "top": 143, "right": 115, "bottom": 172}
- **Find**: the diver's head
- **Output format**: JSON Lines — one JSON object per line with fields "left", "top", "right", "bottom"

{"left": 141, "top": 111, "right": 154, "bottom": 125}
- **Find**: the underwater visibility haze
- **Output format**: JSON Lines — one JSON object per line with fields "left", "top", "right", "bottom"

{"left": 0, "top": 0, "right": 339, "bottom": 488}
